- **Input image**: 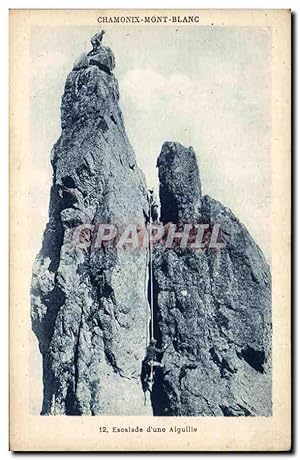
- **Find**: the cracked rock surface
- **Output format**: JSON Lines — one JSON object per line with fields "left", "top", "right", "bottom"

{"left": 31, "top": 34, "right": 271, "bottom": 417}
{"left": 151, "top": 142, "right": 272, "bottom": 416}
{"left": 31, "top": 33, "right": 151, "bottom": 415}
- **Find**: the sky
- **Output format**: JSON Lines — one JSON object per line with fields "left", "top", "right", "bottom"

{"left": 29, "top": 24, "right": 271, "bottom": 415}
{"left": 30, "top": 25, "right": 271, "bottom": 266}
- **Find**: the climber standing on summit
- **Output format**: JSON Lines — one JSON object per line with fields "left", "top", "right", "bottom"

{"left": 91, "top": 30, "right": 105, "bottom": 51}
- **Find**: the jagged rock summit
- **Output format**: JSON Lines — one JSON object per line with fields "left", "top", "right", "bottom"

{"left": 158, "top": 142, "right": 202, "bottom": 224}
{"left": 31, "top": 31, "right": 151, "bottom": 415}
{"left": 151, "top": 142, "right": 272, "bottom": 416}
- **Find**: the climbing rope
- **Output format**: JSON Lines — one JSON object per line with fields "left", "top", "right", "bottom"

{"left": 148, "top": 363, "right": 154, "bottom": 392}
{"left": 149, "top": 197, "right": 154, "bottom": 342}
{"left": 148, "top": 192, "right": 155, "bottom": 394}
{"left": 144, "top": 229, "right": 150, "bottom": 348}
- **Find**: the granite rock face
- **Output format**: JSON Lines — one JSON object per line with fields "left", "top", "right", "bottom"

{"left": 151, "top": 142, "right": 272, "bottom": 416}
{"left": 158, "top": 142, "right": 202, "bottom": 224}
{"left": 31, "top": 32, "right": 151, "bottom": 415}
{"left": 31, "top": 34, "right": 271, "bottom": 417}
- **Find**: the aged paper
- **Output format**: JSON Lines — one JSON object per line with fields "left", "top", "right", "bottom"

{"left": 9, "top": 9, "right": 291, "bottom": 451}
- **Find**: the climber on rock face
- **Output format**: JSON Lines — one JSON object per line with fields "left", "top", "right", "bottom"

{"left": 148, "top": 190, "right": 159, "bottom": 224}
{"left": 141, "top": 338, "right": 167, "bottom": 399}
{"left": 145, "top": 338, "right": 165, "bottom": 365}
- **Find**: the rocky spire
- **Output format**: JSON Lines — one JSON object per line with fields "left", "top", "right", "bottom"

{"left": 157, "top": 142, "right": 202, "bottom": 224}
{"left": 151, "top": 142, "right": 272, "bottom": 416}
{"left": 31, "top": 33, "right": 151, "bottom": 415}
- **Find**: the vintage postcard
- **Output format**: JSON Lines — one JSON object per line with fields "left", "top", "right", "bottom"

{"left": 9, "top": 9, "right": 291, "bottom": 451}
